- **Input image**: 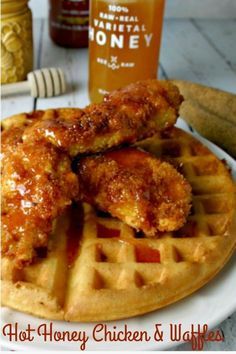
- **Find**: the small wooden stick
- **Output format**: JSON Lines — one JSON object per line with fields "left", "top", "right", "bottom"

{"left": 1, "top": 68, "right": 66, "bottom": 98}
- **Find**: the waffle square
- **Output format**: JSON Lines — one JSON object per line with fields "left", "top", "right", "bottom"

{"left": 1, "top": 127, "right": 235, "bottom": 321}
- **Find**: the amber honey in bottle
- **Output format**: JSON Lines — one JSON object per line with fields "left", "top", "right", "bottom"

{"left": 89, "top": 0, "right": 165, "bottom": 102}
{"left": 49, "top": 0, "right": 89, "bottom": 48}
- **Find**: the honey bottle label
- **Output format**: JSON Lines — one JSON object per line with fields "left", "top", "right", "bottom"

{"left": 89, "top": 0, "right": 165, "bottom": 102}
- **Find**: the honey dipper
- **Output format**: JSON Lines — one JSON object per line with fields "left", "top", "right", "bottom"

{"left": 1, "top": 68, "right": 66, "bottom": 98}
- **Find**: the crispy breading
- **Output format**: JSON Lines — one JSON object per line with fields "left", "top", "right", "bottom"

{"left": 77, "top": 148, "right": 192, "bottom": 235}
{"left": 1, "top": 111, "right": 46, "bottom": 168}
{"left": 1, "top": 127, "right": 236, "bottom": 322}
{"left": 1, "top": 140, "right": 79, "bottom": 267}
{"left": 1, "top": 126, "right": 24, "bottom": 163}
{"left": 22, "top": 80, "right": 182, "bottom": 156}
{"left": 1, "top": 80, "right": 183, "bottom": 266}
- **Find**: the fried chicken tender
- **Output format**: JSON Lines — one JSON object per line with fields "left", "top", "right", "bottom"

{"left": 1, "top": 110, "right": 49, "bottom": 168}
{"left": 77, "top": 148, "right": 192, "bottom": 236}
{"left": 22, "top": 80, "right": 182, "bottom": 156}
{"left": 1, "top": 139, "right": 79, "bottom": 267}
{"left": 1, "top": 80, "right": 183, "bottom": 266}
{"left": 1, "top": 126, "right": 24, "bottom": 164}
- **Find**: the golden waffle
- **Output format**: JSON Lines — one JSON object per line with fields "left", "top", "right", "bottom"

{"left": 1, "top": 127, "right": 236, "bottom": 321}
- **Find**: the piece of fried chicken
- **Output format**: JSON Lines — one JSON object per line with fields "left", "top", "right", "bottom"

{"left": 1, "top": 80, "right": 182, "bottom": 267}
{"left": 1, "top": 129, "right": 79, "bottom": 267}
{"left": 22, "top": 80, "right": 183, "bottom": 156}
{"left": 77, "top": 148, "right": 192, "bottom": 236}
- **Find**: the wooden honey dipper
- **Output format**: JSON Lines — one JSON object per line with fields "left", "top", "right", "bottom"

{"left": 1, "top": 68, "right": 66, "bottom": 98}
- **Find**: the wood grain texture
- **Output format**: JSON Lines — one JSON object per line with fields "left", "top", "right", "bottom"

{"left": 159, "top": 19, "right": 236, "bottom": 92}
{"left": 30, "top": 0, "right": 236, "bottom": 19}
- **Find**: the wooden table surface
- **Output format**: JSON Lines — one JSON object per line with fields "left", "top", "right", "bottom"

{"left": 1, "top": 18, "right": 236, "bottom": 351}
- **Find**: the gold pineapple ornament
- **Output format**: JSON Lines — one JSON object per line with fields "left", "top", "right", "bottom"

{"left": 1, "top": 0, "right": 33, "bottom": 84}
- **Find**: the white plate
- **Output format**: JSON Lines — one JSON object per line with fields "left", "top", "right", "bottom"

{"left": 1, "top": 120, "right": 236, "bottom": 351}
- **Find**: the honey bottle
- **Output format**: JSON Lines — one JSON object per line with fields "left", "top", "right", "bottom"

{"left": 49, "top": 0, "right": 89, "bottom": 48}
{"left": 89, "top": 0, "right": 165, "bottom": 102}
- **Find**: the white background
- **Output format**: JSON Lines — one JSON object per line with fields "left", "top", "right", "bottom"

{"left": 30, "top": 0, "right": 236, "bottom": 19}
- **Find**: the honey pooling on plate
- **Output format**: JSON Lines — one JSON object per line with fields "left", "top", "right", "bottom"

{"left": 89, "top": 0, "right": 165, "bottom": 102}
